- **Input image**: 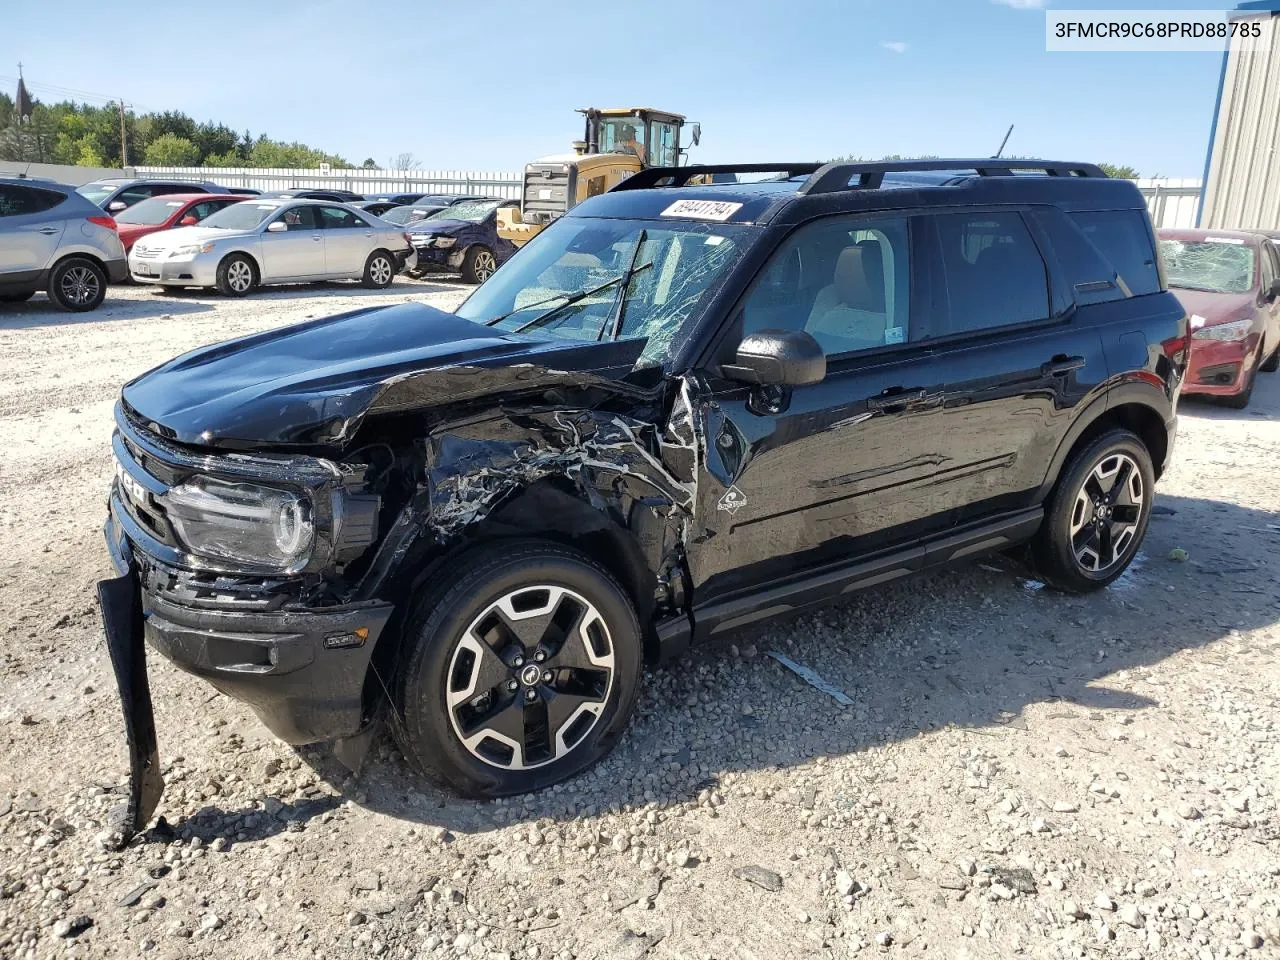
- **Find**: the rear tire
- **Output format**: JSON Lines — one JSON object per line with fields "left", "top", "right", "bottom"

{"left": 460, "top": 245, "right": 497, "bottom": 285}
{"left": 48, "top": 257, "right": 106, "bottom": 312}
{"left": 393, "top": 540, "right": 643, "bottom": 798}
{"left": 215, "top": 254, "right": 257, "bottom": 297}
{"left": 0, "top": 289, "right": 35, "bottom": 303}
{"left": 362, "top": 249, "right": 395, "bottom": 289}
{"left": 1031, "top": 428, "right": 1154, "bottom": 593}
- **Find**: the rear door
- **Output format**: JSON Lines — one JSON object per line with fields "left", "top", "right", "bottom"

{"left": 1261, "top": 241, "right": 1280, "bottom": 359}
{"left": 0, "top": 184, "right": 68, "bottom": 280}
{"left": 316, "top": 205, "right": 374, "bottom": 277}
{"left": 259, "top": 204, "right": 324, "bottom": 280}
{"left": 922, "top": 208, "right": 1110, "bottom": 523}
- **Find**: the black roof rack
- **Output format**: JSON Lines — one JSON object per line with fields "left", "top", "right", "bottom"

{"left": 611, "top": 163, "right": 824, "bottom": 191}
{"left": 610, "top": 158, "right": 1108, "bottom": 195}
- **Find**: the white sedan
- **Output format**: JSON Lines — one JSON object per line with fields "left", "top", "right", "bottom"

{"left": 128, "top": 198, "right": 415, "bottom": 295}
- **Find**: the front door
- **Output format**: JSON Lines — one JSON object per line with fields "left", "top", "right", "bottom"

{"left": 683, "top": 213, "right": 952, "bottom": 609}
{"left": 259, "top": 205, "right": 323, "bottom": 280}
{"left": 316, "top": 205, "right": 374, "bottom": 277}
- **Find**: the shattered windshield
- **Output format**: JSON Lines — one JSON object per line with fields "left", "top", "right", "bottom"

{"left": 1159, "top": 239, "right": 1257, "bottom": 295}
{"left": 456, "top": 216, "right": 751, "bottom": 368}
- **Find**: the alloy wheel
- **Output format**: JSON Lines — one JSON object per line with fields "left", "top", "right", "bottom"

{"left": 60, "top": 265, "right": 100, "bottom": 306}
{"left": 371, "top": 256, "right": 393, "bottom": 286}
{"left": 445, "top": 585, "right": 615, "bottom": 770}
{"left": 474, "top": 250, "right": 496, "bottom": 282}
{"left": 1069, "top": 452, "right": 1144, "bottom": 573}
{"left": 227, "top": 260, "right": 253, "bottom": 293}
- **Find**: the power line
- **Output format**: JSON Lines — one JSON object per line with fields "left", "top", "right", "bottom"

{"left": 0, "top": 74, "right": 154, "bottom": 112}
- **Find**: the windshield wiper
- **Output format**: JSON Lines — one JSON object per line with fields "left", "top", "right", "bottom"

{"left": 598, "top": 229, "right": 649, "bottom": 342}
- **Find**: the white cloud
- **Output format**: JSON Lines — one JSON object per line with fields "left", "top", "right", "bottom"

{"left": 992, "top": 0, "right": 1048, "bottom": 9}
{"left": 880, "top": 40, "right": 909, "bottom": 54}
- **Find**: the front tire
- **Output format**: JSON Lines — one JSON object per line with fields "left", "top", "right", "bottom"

{"left": 393, "top": 541, "right": 643, "bottom": 798}
{"left": 460, "top": 245, "right": 497, "bottom": 285}
{"left": 1031, "top": 429, "right": 1154, "bottom": 592}
{"left": 215, "top": 254, "right": 257, "bottom": 297}
{"left": 48, "top": 257, "right": 106, "bottom": 312}
{"left": 1260, "top": 347, "right": 1279, "bottom": 373}
{"left": 1221, "top": 354, "right": 1258, "bottom": 409}
{"left": 362, "top": 249, "right": 395, "bottom": 289}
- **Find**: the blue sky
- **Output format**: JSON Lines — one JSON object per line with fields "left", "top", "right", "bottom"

{"left": 0, "top": 0, "right": 1243, "bottom": 176}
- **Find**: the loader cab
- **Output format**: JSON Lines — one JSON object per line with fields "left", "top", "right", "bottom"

{"left": 499, "top": 107, "right": 697, "bottom": 247}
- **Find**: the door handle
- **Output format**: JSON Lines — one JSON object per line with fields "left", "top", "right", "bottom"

{"left": 312, "top": 235, "right": 323, "bottom": 242}
{"left": 33, "top": 227, "right": 59, "bottom": 235}
{"left": 866, "top": 387, "right": 927, "bottom": 411}
{"left": 1040, "top": 355, "right": 1086, "bottom": 377}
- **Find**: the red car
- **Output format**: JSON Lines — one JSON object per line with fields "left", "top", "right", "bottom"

{"left": 113, "top": 194, "right": 245, "bottom": 252}
{"left": 1158, "top": 228, "right": 1280, "bottom": 409}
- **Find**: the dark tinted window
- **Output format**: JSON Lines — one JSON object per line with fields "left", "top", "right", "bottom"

{"left": 0, "top": 185, "right": 66, "bottom": 216}
{"left": 153, "top": 184, "right": 205, "bottom": 196}
{"left": 739, "top": 215, "right": 912, "bottom": 357}
{"left": 317, "top": 206, "right": 365, "bottom": 229}
{"left": 1029, "top": 208, "right": 1125, "bottom": 306}
{"left": 1069, "top": 210, "right": 1160, "bottom": 296}
{"left": 273, "top": 206, "right": 320, "bottom": 231}
{"left": 934, "top": 211, "right": 1050, "bottom": 334}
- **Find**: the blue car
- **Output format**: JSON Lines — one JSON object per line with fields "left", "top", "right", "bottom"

{"left": 405, "top": 198, "right": 519, "bottom": 284}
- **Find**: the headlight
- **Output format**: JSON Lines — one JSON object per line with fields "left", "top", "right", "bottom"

{"left": 163, "top": 476, "right": 314, "bottom": 572}
{"left": 1192, "top": 318, "right": 1253, "bottom": 342}
{"left": 432, "top": 237, "right": 456, "bottom": 248}
{"left": 169, "top": 242, "right": 216, "bottom": 258}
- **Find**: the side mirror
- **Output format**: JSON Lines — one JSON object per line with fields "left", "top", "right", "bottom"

{"left": 179, "top": 215, "right": 198, "bottom": 226}
{"left": 689, "top": 122, "right": 702, "bottom": 147}
{"left": 108, "top": 200, "right": 127, "bottom": 212}
{"left": 722, "top": 329, "right": 826, "bottom": 387}
{"left": 266, "top": 220, "right": 287, "bottom": 233}
{"left": 1268, "top": 278, "right": 1280, "bottom": 302}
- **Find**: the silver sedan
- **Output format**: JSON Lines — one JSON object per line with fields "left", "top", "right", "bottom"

{"left": 128, "top": 199, "right": 415, "bottom": 295}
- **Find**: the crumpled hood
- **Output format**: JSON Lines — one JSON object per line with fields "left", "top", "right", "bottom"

{"left": 121, "top": 301, "right": 646, "bottom": 450}
{"left": 408, "top": 218, "right": 467, "bottom": 235}
{"left": 1170, "top": 287, "right": 1257, "bottom": 326}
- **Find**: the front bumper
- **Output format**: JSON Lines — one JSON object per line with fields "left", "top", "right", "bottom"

{"left": 104, "top": 502, "right": 394, "bottom": 745}
{"left": 1182, "top": 336, "right": 1257, "bottom": 397}
{"left": 409, "top": 244, "right": 464, "bottom": 272}
{"left": 128, "top": 251, "right": 219, "bottom": 287}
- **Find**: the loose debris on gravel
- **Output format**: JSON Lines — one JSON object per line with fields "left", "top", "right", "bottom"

{"left": 1, "top": 285, "right": 1278, "bottom": 959}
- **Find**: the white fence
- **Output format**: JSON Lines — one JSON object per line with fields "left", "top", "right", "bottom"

{"left": 1135, "top": 178, "right": 1201, "bottom": 229}
{"left": 136, "top": 166, "right": 523, "bottom": 199}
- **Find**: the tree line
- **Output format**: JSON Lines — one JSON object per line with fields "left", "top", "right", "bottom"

{"left": 0, "top": 94, "right": 349, "bottom": 169}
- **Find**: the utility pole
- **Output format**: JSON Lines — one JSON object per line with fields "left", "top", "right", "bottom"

{"left": 118, "top": 99, "right": 128, "bottom": 168}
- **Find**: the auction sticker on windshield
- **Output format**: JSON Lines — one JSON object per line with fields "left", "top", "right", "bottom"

{"left": 661, "top": 199, "right": 743, "bottom": 221}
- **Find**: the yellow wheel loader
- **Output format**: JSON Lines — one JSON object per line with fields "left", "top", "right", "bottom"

{"left": 497, "top": 107, "right": 701, "bottom": 247}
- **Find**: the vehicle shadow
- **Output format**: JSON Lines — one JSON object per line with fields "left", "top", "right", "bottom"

{"left": 0, "top": 296, "right": 215, "bottom": 331}
{"left": 156, "top": 486, "right": 1280, "bottom": 848}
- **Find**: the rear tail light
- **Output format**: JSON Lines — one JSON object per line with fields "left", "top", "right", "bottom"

{"left": 88, "top": 215, "right": 118, "bottom": 231}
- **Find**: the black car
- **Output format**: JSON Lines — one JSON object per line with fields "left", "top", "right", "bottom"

{"left": 381, "top": 194, "right": 497, "bottom": 226}
{"left": 75, "top": 177, "right": 229, "bottom": 213}
{"left": 355, "top": 199, "right": 406, "bottom": 217}
{"left": 98, "top": 159, "right": 1186, "bottom": 835}
{"left": 406, "top": 198, "right": 519, "bottom": 283}
{"left": 257, "top": 188, "right": 365, "bottom": 203}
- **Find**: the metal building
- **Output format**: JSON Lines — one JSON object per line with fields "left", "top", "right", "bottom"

{"left": 1199, "top": 2, "right": 1280, "bottom": 229}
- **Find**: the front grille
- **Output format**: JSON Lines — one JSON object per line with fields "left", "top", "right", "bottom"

{"left": 114, "top": 437, "right": 180, "bottom": 547}
{"left": 132, "top": 244, "right": 165, "bottom": 259}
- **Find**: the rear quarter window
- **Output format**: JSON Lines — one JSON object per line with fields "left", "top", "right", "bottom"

{"left": 0, "top": 185, "right": 66, "bottom": 216}
{"left": 1069, "top": 210, "right": 1161, "bottom": 297}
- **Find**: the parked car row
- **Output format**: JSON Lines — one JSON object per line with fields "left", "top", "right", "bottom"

{"left": 1157, "top": 227, "right": 1280, "bottom": 409}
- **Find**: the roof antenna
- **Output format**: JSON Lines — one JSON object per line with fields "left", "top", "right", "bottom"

{"left": 993, "top": 124, "right": 1014, "bottom": 159}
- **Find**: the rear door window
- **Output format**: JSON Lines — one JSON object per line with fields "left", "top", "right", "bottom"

{"left": 1069, "top": 210, "right": 1161, "bottom": 296}
{"left": 932, "top": 211, "right": 1051, "bottom": 335}
{"left": 0, "top": 185, "right": 65, "bottom": 216}
{"left": 317, "top": 206, "right": 366, "bottom": 229}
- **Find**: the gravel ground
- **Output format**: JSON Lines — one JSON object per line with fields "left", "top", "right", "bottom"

{"left": 1, "top": 283, "right": 1278, "bottom": 960}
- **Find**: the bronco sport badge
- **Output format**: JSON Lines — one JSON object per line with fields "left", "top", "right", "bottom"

{"left": 717, "top": 486, "right": 747, "bottom": 513}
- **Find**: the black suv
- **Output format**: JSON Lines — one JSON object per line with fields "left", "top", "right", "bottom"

{"left": 99, "top": 159, "right": 1186, "bottom": 835}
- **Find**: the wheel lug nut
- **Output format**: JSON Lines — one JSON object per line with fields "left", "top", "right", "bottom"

{"left": 513, "top": 656, "right": 524, "bottom": 667}
{"left": 534, "top": 650, "right": 546, "bottom": 662}
{"left": 542, "top": 670, "right": 553, "bottom": 683}
{"left": 525, "top": 689, "right": 537, "bottom": 702}
{"left": 507, "top": 680, "right": 519, "bottom": 692}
